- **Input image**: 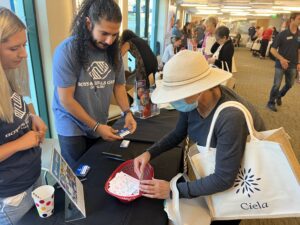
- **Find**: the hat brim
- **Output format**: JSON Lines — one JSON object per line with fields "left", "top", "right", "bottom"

{"left": 151, "top": 67, "right": 232, "bottom": 104}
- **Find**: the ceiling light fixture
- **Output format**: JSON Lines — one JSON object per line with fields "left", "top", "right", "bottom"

{"left": 223, "top": 6, "right": 252, "bottom": 9}
{"left": 181, "top": 4, "right": 208, "bottom": 7}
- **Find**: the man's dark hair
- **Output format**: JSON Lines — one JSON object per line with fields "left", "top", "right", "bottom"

{"left": 120, "top": 29, "right": 138, "bottom": 45}
{"left": 290, "top": 12, "right": 300, "bottom": 21}
{"left": 215, "top": 26, "right": 230, "bottom": 39}
{"left": 71, "top": 0, "right": 122, "bottom": 69}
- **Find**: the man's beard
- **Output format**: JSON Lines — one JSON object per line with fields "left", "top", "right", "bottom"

{"left": 91, "top": 37, "right": 109, "bottom": 50}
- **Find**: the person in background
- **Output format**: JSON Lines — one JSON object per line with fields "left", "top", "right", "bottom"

{"left": 234, "top": 32, "right": 241, "bottom": 47}
{"left": 171, "top": 19, "right": 183, "bottom": 38}
{"left": 194, "top": 19, "right": 206, "bottom": 48}
{"left": 52, "top": 0, "right": 136, "bottom": 169}
{"left": 134, "top": 50, "right": 265, "bottom": 225}
{"left": 0, "top": 7, "right": 47, "bottom": 225}
{"left": 162, "top": 36, "right": 182, "bottom": 65}
{"left": 272, "top": 26, "right": 279, "bottom": 40}
{"left": 181, "top": 22, "right": 192, "bottom": 49}
{"left": 208, "top": 26, "right": 234, "bottom": 72}
{"left": 202, "top": 16, "right": 218, "bottom": 59}
{"left": 259, "top": 26, "right": 273, "bottom": 59}
{"left": 120, "top": 29, "right": 158, "bottom": 88}
{"left": 248, "top": 23, "right": 256, "bottom": 41}
{"left": 267, "top": 12, "right": 300, "bottom": 112}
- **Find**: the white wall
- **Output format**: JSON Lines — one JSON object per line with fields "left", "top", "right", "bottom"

{"left": 0, "top": 0, "right": 11, "bottom": 8}
{"left": 35, "top": 0, "right": 74, "bottom": 138}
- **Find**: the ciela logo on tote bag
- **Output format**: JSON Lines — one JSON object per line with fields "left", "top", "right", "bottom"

{"left": 188, "top": 101, "right": 300, "bottom": 220}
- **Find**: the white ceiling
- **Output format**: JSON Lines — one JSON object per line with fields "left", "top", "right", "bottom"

{"left": 178, "top": 0, "right": 300, "bottom": 19}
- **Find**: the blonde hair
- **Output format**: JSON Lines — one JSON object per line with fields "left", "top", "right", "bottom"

{"left": 0, "top": 7, "right": 29, "bottom": 123}
{"left": 205, "top": 16, "right": 218, "bottom": 28}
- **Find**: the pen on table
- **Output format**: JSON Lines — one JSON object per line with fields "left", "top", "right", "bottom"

{"left": 79, "top": 178, "right": 88, "bottom": 182}
{"left": 102, "top": 152, "right": 123, "bottom": 158}
{"left": 104, "top": 156, "right": 125, "bottom": 162}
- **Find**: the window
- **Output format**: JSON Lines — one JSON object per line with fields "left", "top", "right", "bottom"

{"left": 128, "top": 0, "right": 153, "bottom": 39}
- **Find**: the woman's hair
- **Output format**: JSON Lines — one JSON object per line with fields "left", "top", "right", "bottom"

{"left": 0, "top": 7, "right": 29, "bottom": 123}
{"left": 71, "top": 0, "right": 122, "bottom": 70}
{"left": 205, "top": 16, "right": 218, "bottom": 28}
{"left": 182, "top": 22, "right": 190, "bottom": 34}
{"left": 171, "top": 36, "right": 181, "bottom": 44}
{"left": 215, "top": 26, "right": 230, "bottom": 40}
{"left": 120, "top": 29, "right": 138, "bottom": 45}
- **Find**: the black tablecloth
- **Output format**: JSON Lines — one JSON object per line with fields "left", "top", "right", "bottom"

{"left": 18, "top": 110, "right": 182, "bottom": 225}
{"left": 113, "top": 109, "right": 179, "bottom": 143}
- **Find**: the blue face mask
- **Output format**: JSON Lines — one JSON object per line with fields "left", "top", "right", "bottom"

{"left": 170, "top": 99, "right": 198, "bottom": 112}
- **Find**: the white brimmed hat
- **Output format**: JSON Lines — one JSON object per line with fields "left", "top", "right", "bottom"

{"left": 151, "top": 50, "right": 232, "bottom": 104}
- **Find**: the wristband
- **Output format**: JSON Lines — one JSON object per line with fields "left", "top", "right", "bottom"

{"left": 121, "top": 109, "right": 133, "bottom": 117}
{"left": 92, "top": 121, "right": 100, "bottom": 132}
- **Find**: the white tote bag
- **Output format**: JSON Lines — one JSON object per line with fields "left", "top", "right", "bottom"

{"left": 164, "top": 173, "right": 211, "bottom": 225}
{"left": 189, "top": 101, "right": 300, "bottom": 220}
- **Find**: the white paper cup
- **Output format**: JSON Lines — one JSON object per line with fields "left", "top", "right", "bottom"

{"left": 31, "top": 185, "right": 55, "bottom": 218}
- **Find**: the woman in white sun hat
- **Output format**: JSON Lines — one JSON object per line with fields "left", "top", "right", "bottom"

{"left": 134, "top": 50, "right": 265, "bottom": 225}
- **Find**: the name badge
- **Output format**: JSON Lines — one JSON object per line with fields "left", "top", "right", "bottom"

{"left": 287, "top": 36, "right": 293, "bottom": 40}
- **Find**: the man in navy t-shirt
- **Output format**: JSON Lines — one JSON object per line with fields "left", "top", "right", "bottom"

{"left": 267, "top": 12, "right": 300, "bottom": 112}
{"left": 52, "top": 0, "right": 136, "bottom": 168}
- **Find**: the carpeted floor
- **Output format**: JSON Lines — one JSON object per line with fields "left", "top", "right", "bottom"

{"left": 233, "top": 47, "right": 300, "bottom": 225}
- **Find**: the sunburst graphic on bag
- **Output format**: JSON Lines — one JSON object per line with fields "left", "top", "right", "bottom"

{"left": 234, "top": 168, "right": 261, "bottom": 198}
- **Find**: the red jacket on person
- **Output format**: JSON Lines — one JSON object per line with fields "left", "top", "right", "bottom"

{"left": 262, "top": 28, "right": 273, "bottom": 41}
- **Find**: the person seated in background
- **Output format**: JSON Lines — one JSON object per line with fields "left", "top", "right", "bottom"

{"left": 120, "top": 29, "right": 158, "bottom": 89}
{"left": 0, "top": 7, "right": 47, "bottom": 225}
{"left": 161, "top": 36, "right": 182, "bottom": 65}
{"left": 208, "top": 26, "right": 234, "bottom": 72}
{"left": 133, "top": 50, "right": 265, "bottom": 225}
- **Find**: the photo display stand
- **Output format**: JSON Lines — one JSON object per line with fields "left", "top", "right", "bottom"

{"left": 49, "top": 148, "right": 86, "bottom": 222}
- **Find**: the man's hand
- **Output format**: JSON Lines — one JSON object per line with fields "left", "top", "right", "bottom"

{"left": 96, "top": 124, "right": 122, "bottom": 141}
{"left": 124, "top": 112, "right": 137, "bottom": 133}
{"left": 133, "top": 151, "right": 151, "bottom": 179}
{"left": 31, "top": 114, "right": 47, "bottom": 142}
{"left": 279, "top": 58, "right": 289, "bottom": 70}
{"left": 140, "top": 179, "right": 171, "bottom": 199}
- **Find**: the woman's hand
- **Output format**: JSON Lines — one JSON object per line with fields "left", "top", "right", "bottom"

{"left": 134, "top": 151, "right": 151, "bottom": 179}
{"left": 207, "top": 57, "right": 215, "bottom": 64}
{"left": 31, "top": 114, "right": 47, "bottom": 142}
{"left": 96, "top": 124, "right": 122, "bottom": 141}
{"left": 140, "top": 179, "right": 171, "bottom": 199}
{"left": 124, "top": 112, "right": 137, "bottom": 133}
{"left": 18, "top": 131, "right": 42, "bottom": 150}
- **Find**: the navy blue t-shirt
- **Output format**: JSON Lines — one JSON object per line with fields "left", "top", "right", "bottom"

{"left": 0, "top": 93, "right": 41, "bottom": 198}
{"left": 148, "top": 86, "right": 265, "bottom": 198}
{"left": 272, "top": 28, "right": 300, "bottom": 69}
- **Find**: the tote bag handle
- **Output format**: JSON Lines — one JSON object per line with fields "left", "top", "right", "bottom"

{"left": 169, "top": 173, "right": 184, "bottom": 225}
{"left": 221, "top": 61, "right": 230, "bottom": 72}
{"left": 205, "top": 101, "right": 262, "bottom": 150}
